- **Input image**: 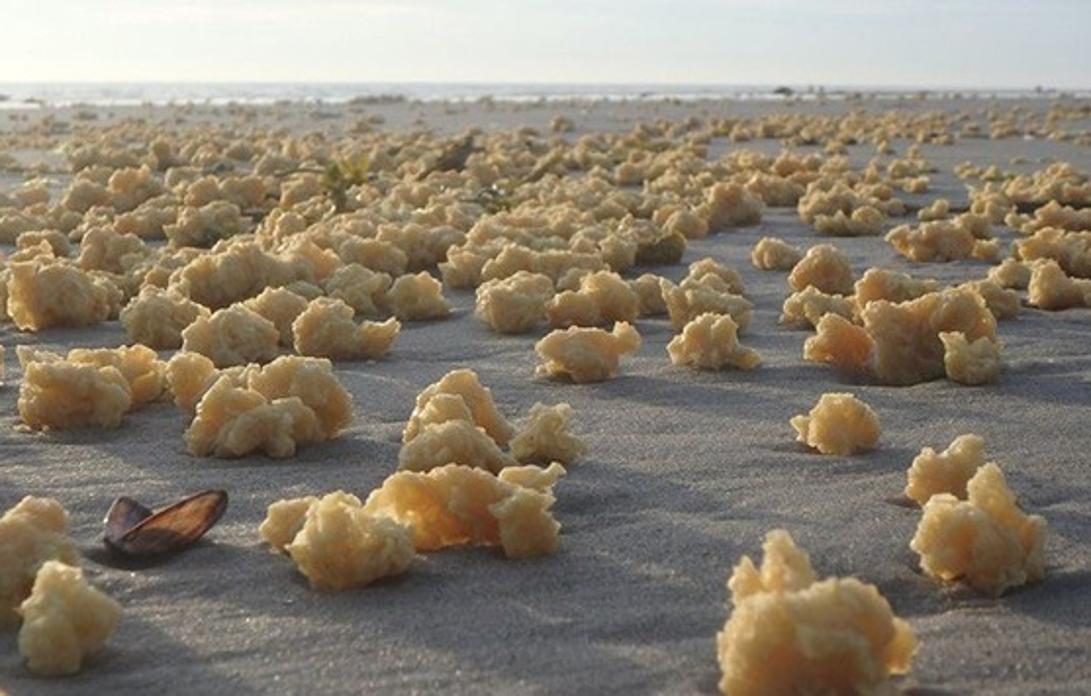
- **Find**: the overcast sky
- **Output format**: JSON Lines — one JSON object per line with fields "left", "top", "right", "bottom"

{"left": 2, "top": 0, "right": 1088, "bottom": 88}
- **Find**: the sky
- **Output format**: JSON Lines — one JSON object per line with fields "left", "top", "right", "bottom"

{"left": 1, "top": 0, "right": 1089, "bottom": 88}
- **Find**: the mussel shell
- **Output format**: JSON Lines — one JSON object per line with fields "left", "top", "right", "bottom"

{"left": 104, "top": 496, "right": 154, "bottom": 534}
{"left": 104, "top": 490, "right": 228, "bottom": 556}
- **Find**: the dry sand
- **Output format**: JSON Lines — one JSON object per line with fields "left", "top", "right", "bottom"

{"left": 1, "top": 97, "right": 1090, "bottom": 695}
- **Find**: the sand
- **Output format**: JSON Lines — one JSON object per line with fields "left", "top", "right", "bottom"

{"left": 1, "top": 96, "right": 1090, "bottom": 695}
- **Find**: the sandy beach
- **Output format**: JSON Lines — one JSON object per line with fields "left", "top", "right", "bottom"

{"left": 1, "top": 95, "right": 1090, "bottom": 695}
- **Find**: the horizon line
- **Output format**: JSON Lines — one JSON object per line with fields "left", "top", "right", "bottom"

{"left": 0, "top": 80, "right": 1088, "bottom": 92}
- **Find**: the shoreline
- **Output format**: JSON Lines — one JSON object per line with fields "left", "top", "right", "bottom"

{"left": 1, "top": 83, "right": 1089, "bottom": 110}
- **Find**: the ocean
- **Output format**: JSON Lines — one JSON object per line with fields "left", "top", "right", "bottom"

{"left": 0, "top": 82, "right": 1077, "bottom": 109}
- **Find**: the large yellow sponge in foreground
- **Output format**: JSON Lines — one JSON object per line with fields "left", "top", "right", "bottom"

{"left": 717, "top": 530, "right": 916, "bottom": 696}
{"left": 18, "top": 561, "right": 121, "bottom": 676}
